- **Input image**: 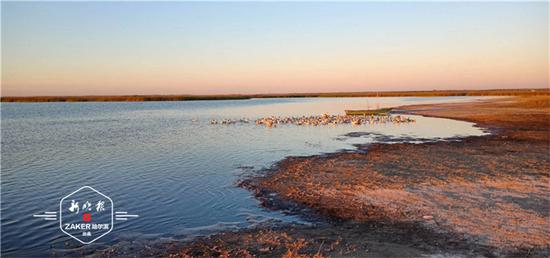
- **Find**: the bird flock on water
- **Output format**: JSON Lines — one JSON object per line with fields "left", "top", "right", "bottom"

{"left": 210, "top": 114, "right": 415, "bottom": 127}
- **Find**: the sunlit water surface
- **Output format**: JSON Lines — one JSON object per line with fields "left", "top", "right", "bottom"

{"left": 1, "top": 97, "right": 491, "bottom": 256}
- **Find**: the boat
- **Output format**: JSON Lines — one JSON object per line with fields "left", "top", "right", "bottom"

{"left": 344, "top": 108, "right": 392, "bottom": 116}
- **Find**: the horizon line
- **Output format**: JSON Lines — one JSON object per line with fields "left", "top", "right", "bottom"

{"left": 1, "top": 88, "right": 549, "bottom": 103}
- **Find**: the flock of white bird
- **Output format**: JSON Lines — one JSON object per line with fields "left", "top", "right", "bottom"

{"left": 210, "top": 114, "right": 415, "bottom": 127}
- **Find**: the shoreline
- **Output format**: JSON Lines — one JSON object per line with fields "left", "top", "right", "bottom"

{"left": 2, "top": 88, "right": 548, "bottom": 102}
{"left": 96, "top": 96, "right": 549, "bottom": 257}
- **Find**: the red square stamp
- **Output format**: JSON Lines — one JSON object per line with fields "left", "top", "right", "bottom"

{"left": 82, "top": 213, "right": 92, "bottom": 222}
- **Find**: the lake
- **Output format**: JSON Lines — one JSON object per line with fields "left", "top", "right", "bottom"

{"left": 1, "top": 97, "right": 490, "bottom": 256}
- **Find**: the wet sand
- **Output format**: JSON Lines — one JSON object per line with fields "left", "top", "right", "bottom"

{"left": 97, "top": 96, "right": 549, "bottom": 257}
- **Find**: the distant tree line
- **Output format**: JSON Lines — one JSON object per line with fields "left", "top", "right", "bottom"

{"left": 2, "top": 88, "right": 548, "bottom": 102}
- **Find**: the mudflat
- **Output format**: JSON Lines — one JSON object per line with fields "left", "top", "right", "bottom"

{"left": 98, "top": 96, "right": 549, "bottom": 257}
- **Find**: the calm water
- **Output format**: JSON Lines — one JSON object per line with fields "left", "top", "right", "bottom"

{"left": 1, "top": 97, "right": 490, "bottom": 256}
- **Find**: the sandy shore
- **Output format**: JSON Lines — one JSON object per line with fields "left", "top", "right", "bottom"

{"left": 97, "top": 96, "right": 549, "bottom": 257}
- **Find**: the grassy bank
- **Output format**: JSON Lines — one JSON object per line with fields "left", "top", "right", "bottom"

{"left": 2, "top": 88, "right": 549, "bottom": 102}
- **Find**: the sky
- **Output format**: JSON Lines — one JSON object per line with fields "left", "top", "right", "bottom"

{"left": 1, "top": 2, "right": 548, "bottom": 96}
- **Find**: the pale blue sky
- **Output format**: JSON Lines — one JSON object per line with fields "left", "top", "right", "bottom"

{"left": 2, "top": 2, "right": 548, "bottom": 96}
